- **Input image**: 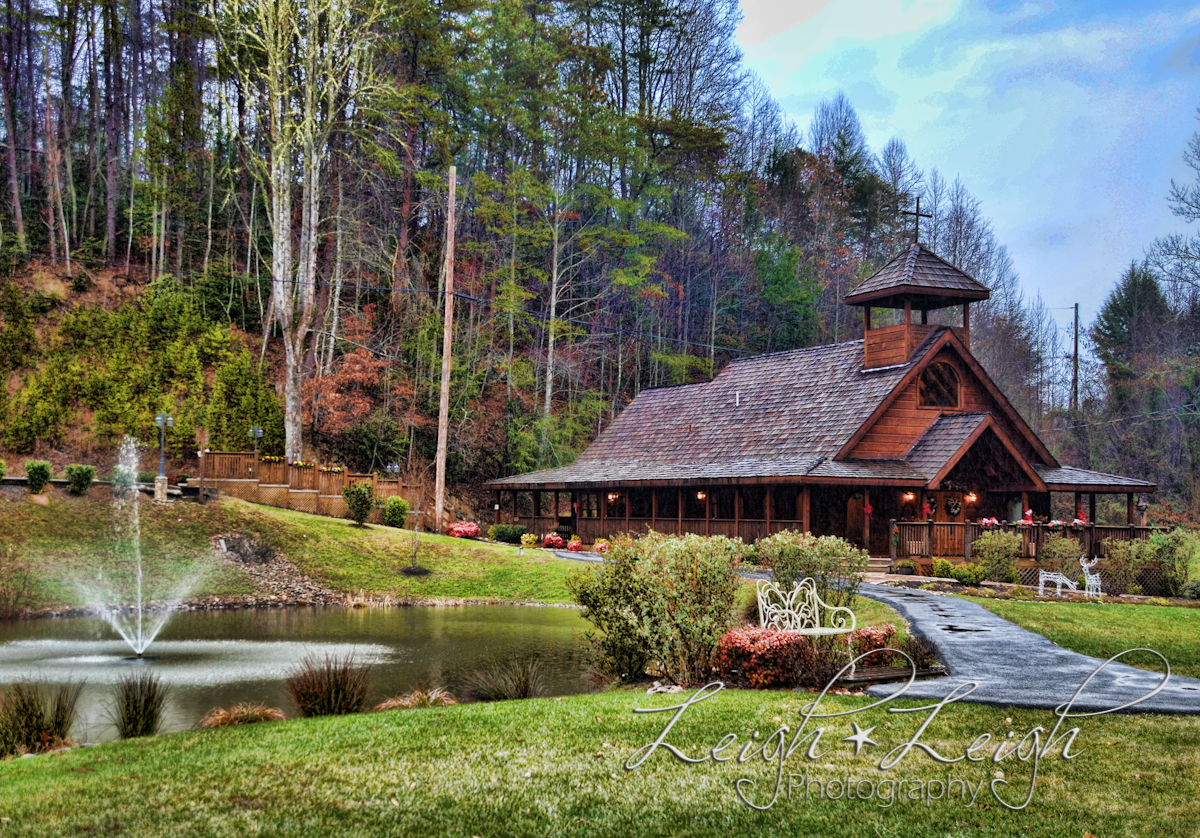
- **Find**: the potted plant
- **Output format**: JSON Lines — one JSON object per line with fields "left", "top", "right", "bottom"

{"left": 893, "top": 559, "right": 919, "bottom": 576}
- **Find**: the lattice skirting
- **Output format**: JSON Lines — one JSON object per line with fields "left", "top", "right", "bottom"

{"left": 287, "top": 490, "right": 320, "bottom": 514}
{"left": 1017, "top": 564, "right": 1170, "bottom": 596}
{"left": 208, "top": 479, "right": 258, "bottom": 502}
{"left": 317, "top": 495, "right": 349, "bottom": 519}
{"left": 258, "top": 485, "right": 289, "bottom": 508}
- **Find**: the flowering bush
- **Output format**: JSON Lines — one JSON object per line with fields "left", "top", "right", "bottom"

{"left": 520, "top": 533, "right": 538, "bottom": 548}
{"left": 446, "top": 521, "right": 481, "bottom": 539}
{"left": 594, "top": 539, "right": 610, "bottom": 554}
{"left": 543, "top": 533, "right": 564, "bottom": 549}
{"left": 711, "top": 626, "right": 814, "bottom": 689}
{"left": 567, "top": 538, "right": 583, "bottom": 552}
{"left": 851, "top": 622, "right": 898, "bottom": 665}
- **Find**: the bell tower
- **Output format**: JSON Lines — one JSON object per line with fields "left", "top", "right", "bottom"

{"left": 845, "top": 243, "right": 991, "bottom": 369}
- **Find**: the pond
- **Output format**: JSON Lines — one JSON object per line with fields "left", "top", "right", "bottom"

{"left": 0, "top": 605, "right": 593, "bottom": 742}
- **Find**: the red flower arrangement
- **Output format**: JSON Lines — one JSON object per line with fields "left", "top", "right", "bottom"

{"left": 446, "top": 521, "right": 481, "bottom": 539}
{"left": 863, "top": 503, "right": 873, "bottom": 516}
{"left": 318, "top": 466, "right": 344, "bottom": 474}
{"left": 980, "top": 517, "right": 1001, "bottom": 527}
{"left": 542, "top": 533, "right": 564, "bottom": 549}
{"left": 260, "top": 455, "right": 284, "bottom": 464}
{"left": 567, "top": 538, "right": 583, "bottom": 552}
{"left": 290, "top": 461, "right": 316, "bottom": 469}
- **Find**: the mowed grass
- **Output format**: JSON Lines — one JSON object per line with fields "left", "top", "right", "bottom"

{"left": 0, "top": 490, "right": 577, "bottom": 607}
{"left": 0, "top": 688, "right": 1197, "bottom": 837}
{"left": 964, "top": 596, "right": 1200, "bottom": 679}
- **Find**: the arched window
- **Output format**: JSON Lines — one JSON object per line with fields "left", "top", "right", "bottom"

{"left": 919, "top": 362, "right": 960, "bottom": 408}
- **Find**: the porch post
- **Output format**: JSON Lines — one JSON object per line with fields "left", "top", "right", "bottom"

{"left": 600, "top": 489, "right": 608, "bottom": 522}
{"left": 533, "top": 490, "right": 541, "bottom": 524}
{"left": 1089, "top": 493, "right": 1096, "bottom": 525}
{"left": 651, "top": 489, "right": 658, "bottom": 531}
{"left": 677, "top": 488, "right": 683, "bottom": 535}
{"left": 494, "top": 491, "right": 500, "bottom": 525}
{"left": 862, "top": 488, "right": 870, "bottom": 553}
{"left": 800, "top": 486, "right": 810, "bottom": 534}
{"left": 1127, "top": 493, "right": 1135, "bottom": 526}
{"left": 889, "top": 518, "right": 897, "bottom": 564}
{"left": 705, "top": 489, "right": 711, "bottom": 536}
{"left": 1074, "top": 491, "right": 1082, "bottom": 518}
{"left": 624, "top": 488, "right": 630, "bottom": 532}
{"left": 765, "top": 486, "right": 773, "bottom": 535}
{"left": 735, "top": 486, "right": 742, "bottom": 540}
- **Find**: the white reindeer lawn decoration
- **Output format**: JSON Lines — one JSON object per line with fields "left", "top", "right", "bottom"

{"left": 1038, "top": 556, "right": 1103, "bottom": 598}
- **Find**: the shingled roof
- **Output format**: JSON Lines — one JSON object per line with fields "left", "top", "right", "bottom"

{"left": 844, "top": 243, "right": 991, "bottom": 309}
{"left": 904, "top": 413, "right": 990, "bottom": 478}
{"left": 489, "top": 332, "right": 944, "bottom": 489}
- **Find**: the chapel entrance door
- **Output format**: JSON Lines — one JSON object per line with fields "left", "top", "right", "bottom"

{"left": 930, "top": 491, "right": 964, "bottom": 557}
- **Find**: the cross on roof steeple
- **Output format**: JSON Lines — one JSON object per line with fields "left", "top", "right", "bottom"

{"left": 898, "top": 196, "right": 933, "bottom": 243}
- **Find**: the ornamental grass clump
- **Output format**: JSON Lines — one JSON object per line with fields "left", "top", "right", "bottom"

{"left": 754, "top": 530, "right": 868, "bottom": 608}
{"left": 466, "top": 659, "right": 546, "bottom": 702}
{"left": 110, "top": 671, "right": 169, "bottom": 739}
{"left": 0, "top": 680, "right": 83, "bottom": 756}
{"left": 567, "top": 532, "right": 745, "bottom": 686}
{"left": 372, "top": 687, "right": 457, "bottom": 711}
{"left": 198, "top": 702, "right": 286, "bottom": 729}
{"left": 286, "top": 655, "right": 372, "bottom": 718}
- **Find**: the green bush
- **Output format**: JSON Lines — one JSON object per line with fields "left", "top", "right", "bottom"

{"left": 342, "top": 481, "right": 379, "bottom": 526}
{"left": 950, "top": 562, "right": 987, "bottom": 585}
{"left": 1102, "top": 538, "right": 1158, "bottom": 596}
{"left": 931, "top": 558, "right": 955, "bottom": 579}
{"left": 63, "top": 464, "right": 96, "bottom": 495}
{"left": 23, "top": 460, "right": 51, "bottom": 493}
{"left": 487, "top": 523, "right": 527, "bottom": 544}
{"left": 567, "top": 532, "right": 745, "bottom": 686}
{"left": 381, "top": 496, "right": 410, "bottom": 528}
{"left": 1040, "top": 534, "right": 1083, "bottom": 576}
{"left": 1150, "top": 528, "right": 1200, "bottom": 596}
{"left": 754, "top": 530, "right": 868, "bottom": 609}
{"left": 971, "top": 531, "right": 1020, "bottom": 583}
{"left": 0, "top": 459, "right": 5, "bottom": 480}
{"left": 1184, "top": 579, "right": 1200, "bottom": 599}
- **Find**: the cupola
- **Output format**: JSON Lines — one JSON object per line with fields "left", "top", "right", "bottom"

{"left": 845, "top": 243, "right": 991, "bottom": 369}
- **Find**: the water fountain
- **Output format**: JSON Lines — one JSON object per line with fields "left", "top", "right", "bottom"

{"left": 74, "top": 436, "right": 200, "bottom": 658}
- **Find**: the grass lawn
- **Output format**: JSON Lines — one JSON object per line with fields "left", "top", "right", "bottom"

{"left": 963, "top": 596, "right": 1200, "bottom": 679}
{"left": 0, "top": 491, "right": 578, "bottom": 608}
{"left": 0, "top": 688, "right": 1196, "bottom": 837}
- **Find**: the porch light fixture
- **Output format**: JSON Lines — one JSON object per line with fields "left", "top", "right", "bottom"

{"left": 902, "top": 492, "right": 915, "bottom": 502}
{"left": 696, "top": 491, "right": 707, "bottom": 500}
{"left": 965, "top": 493, "right": 977, "bottom": 504}
{"left": 607, "top": 492, "right": 619, "bottom": 503}
{"left": 1137, "top": 497, "right": 1149, "bottom": 514}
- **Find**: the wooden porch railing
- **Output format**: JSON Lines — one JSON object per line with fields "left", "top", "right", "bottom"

{"left": 889, "top": 519, "right": 1161, "bottom": 562}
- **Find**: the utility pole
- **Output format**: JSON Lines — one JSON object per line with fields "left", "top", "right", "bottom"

{"left": 1071, "top": 302, "right": 1079, "bottom": 412}
{"left": 434, "top": 166, "right": 456, "bottom": 533}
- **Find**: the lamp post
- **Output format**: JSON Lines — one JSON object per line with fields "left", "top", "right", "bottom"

{"left": 248, "top": 426, "right": 263, "bottom": 476}
{"left": 155, "top": 413, "right": 174, "bottom": 477}
{"left": 154, "top": 413, "right": 173, "bottom": 503}
{"left": 386, "top": 462, "right": 400, "bottom": 479}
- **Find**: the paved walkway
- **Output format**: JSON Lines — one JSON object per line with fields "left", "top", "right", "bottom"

{"left": 857, "top": 583, "right": 1200, "bottom": 714}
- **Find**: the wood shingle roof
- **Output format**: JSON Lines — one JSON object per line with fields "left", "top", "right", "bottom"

{"left": 844, "top": 243, "right": 991, "bottom": 308}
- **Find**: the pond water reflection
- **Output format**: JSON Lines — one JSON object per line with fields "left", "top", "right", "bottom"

{"left": 0, "top": 605, "right": 592, "bottom": 741}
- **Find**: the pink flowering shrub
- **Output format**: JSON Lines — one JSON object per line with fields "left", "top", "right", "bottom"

{"left": 542, "top": 533, "right": 564, "bottom": 549}
{"left": 851, "top": 622, "right": 898, "bottom": 665}
{"left": 711, "top": 626, "right": 814, "bottom": 689}
{"left": 567, "top": 538, "right": 583, "bottom": 552}
{"left": 593, "top": 539, "right": 610, "bottom": 554}
{"left": 446, "top": 521, "right": 481, "bottom": 539}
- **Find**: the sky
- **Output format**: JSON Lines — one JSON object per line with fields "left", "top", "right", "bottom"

{"left": 737, "top": 0, "right": 1200, "bottom": 327}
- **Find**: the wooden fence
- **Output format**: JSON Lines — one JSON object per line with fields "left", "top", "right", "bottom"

{"left": 889, "top": 520, "right": 1162, "bottom": 562}
{"left": 200, "top": 451, "right": 411, "bottom": 524}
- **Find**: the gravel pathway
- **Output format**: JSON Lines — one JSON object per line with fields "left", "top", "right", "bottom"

{"left": 858, "top": 583, "right": 1200, "bottom": 714}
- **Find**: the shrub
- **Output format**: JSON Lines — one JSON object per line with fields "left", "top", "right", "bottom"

{"left": 1041, "top": 534, "right": 1083, "bottom": 576}
{"left": 520, "top": 532, "right": 538, "bottom": 548}
{"left": 198, "top": 702, "right": 286, "bottom": 729}
{"left": 851, "top": 622, "right": 898, "bottom": 664}
{"left": 1185, "top": 579, "right": 1200, "bottom": 599}
{"left": 111, "top": 672, "right": 169, "bottom": 739}
{"left": 372, "top": 687, "right": 457, "bottom": 711}
{"left": 137, "top": 471, "right": 156, "bottom": 483}
{"left": 0, "top": 459, "right": 5, "bottom": 480}
{"left": 1103, "top": 538, "right": 1158, "bottom": 596}
{"left": 381, "top": 496, "right": 410, "bottom": 528}
{"left": 111, "top": 464, "right": 136, "bottom": 495}
{"left": 286, "top": 655, "right": 372, "bottom": 718}
{"left": 446, "top": 521, "right": 481, "bottom": 538}
{"left": 466, "top": 658, "right": 546, "bottom": 701}
{"left": 567, "top": 532, "right": 745, "bottom": 686}
{"left": 23, "top": 459, "right": 51, "bottom": 493}
{"left": 64, "top": 464, "right": 96, "bottom": 495}
{"left": 897, "top": 634, "right": 940, "bottom": 670}
{"left": 971, "top": 531, "right": 1020, "bottom": 583}
{"left": 931, "top": 558, "right": 955, "bottom": 579}
{"left": 487, "top": 523, "right": 527, "bottom": 544}
{"left": 712, "top": 626, "right": 814, "bottom": 689}
{"left": 1127, "top": 584, "right": 1144, "bottom": 596}
{"left": 0, "top": 681, "right": 82, "bottom": 756}
{"left": 341, "top": 481, "right": 379, "bottom": 526}
{"left": 755, "top": 530, "right": 869, "bottom": 609}
{"left": 950, "top": 562, "right": 988, "bottom": 586}
{"left": 567, "top": 538, "right": 583, "bottom": 552}
{"left": 542, "top": 533, "right": 564, "bottom": 549}
{"left": 593, "top": 538, "right": 610, "bottom": 553}
{"left": 1150, "top": 528, "right": 1200, "bottom": 596}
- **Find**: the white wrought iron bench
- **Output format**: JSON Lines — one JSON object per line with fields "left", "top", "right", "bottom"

{"left": 756, "top": 578, "right": 858, "bottom": 674}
